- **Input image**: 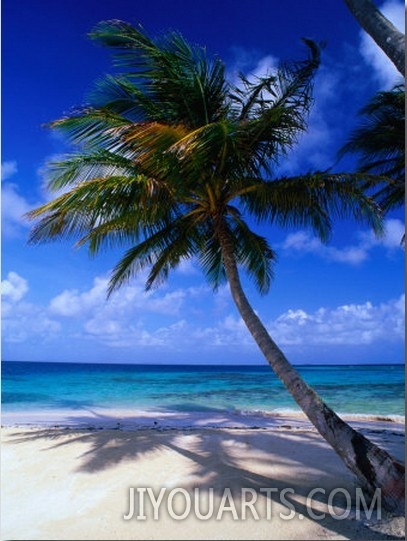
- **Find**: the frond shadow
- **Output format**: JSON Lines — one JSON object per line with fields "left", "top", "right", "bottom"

{"left": 4, "top": 411, "right": 404, "bottom": 540}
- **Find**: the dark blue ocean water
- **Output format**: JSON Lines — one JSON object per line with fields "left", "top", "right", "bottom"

{"left": 1, "top": 361, "right": 404, "bottom": 418}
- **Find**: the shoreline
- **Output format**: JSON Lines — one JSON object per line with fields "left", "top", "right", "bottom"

{"left": 2, "top": 406, "right": 405, "bottom": 430}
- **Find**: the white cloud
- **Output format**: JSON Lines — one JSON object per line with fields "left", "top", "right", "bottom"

{"left": 250, "top": 55, "right": 279, "bottom": 80}
{"left": 2, "top": 307, "right": 61, "bottom": 344}
{"left": 280, "top": 230, "right": 369, "bottom": 264}
{"left": 1, "top": 272, "right": 29, "bottom": 302}
{"left": 49, "top": 289, "right": 88, "bottom": 317}
{"left": 380, "top": 219, "right": 405, "bottom": 247}
{"left": 1, "top": 161, "right": 38, "bottom": 238}
{"left": 1, "top": 155, "right": 75, "bottom": 241}
{"left": 279, "top": 219, "right": 404, "bottom": 264}
{"left": 174, "top": 258, "right": 200, "bottom": 277}
{"left": 1, "top": 271, "right": 61, "bottom": 344}
{"left": 1, "top": 157, "right": 74, "bottom": 240}
{"left": 2, "top": 270, "right": 227, "bottom": 350}
{"left": 269, "top": 294, "right": 405, "bottom": 346}
{"left": 1, "top": 161, "right": 18, "bottom": 181}
{"left": 47, "top": 274, "right": 209, "bottom": 349}
{"left": 1, "top": 182, "right": 33, "bottom": 237}
{"left": 382, "top": 218, "right": 405, "bottom": 246}
{"left": 50, "top": 275, "right": 190, "bottom": 320}
{"left": 147, "top": 289, "right": 186, "bottom": 315}
{"left": 359, "top": 0, "right": 405, "bottom": 88}
{"left": 49, "top": 276, "right": 108, "bottom": 316}
{"left": 357, "top": 218, "right": 405, "bottom": 249}
{"left": 2, "top": 305, "right": 61, "bottom": 344}
{"left": 228, "top": 48, "right": 279, "bottom": 85}
{"left": 139, "top": 293, "right": 405, "bottom": 350}
{"left": 84, "top": 317, "right": 124, "bottom": 337}
{"left": 189, "top": 313, "right": 251, "bottom": 347}
{"left": 84, "top": 318, "right": 191, "bottom": 349}
{"left": 1, "top": 270, "right": 404, "bottom": 354}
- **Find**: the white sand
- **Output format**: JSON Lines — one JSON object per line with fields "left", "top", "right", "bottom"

{"left": 1, "top": 412, "right": 404, "bottom": 540}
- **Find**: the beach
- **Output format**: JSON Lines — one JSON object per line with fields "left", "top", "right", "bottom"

{"left": 1, "top": 409, "right": 405, "bottom": 541}
{"left": 1, "top": 362, "right": 405, "bottom": 540}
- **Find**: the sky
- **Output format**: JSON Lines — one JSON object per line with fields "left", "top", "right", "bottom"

{"left": 1, "top": 0, "right": 405, "bottom": 365}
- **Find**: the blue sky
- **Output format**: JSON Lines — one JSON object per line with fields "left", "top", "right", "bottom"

{"left": 2, "top": 0, "right": 405, "bottom": 365}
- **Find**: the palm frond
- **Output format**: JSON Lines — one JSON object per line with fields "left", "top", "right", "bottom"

{"left": 43, "top": 150, "right": 138, "bottom": 191}
{"left": 48, "top": 108, "right": 129, "bottom": 149}
{"left": 107, "top": 214, "right": 202, "bottom": 294}
{"left": 89, "top": 20, "right": 228, "bottom": 128}
{"left": 198, "top": 235, "right": 226, "bottom": 290}
{"left": 368, "top": 178, "right": 405, "bottom": 212}
{"left": 89, "top": 74, "right": 161, "bottom": 121}
{"left": 231, "top": 219, "right": 276, "bottom": 295}
{"left": 26, "top": 171, "right": 176, "bottom": 252}
{"left": 227, "top": 40, "right": 322, "bottom": 174}
{"left": 232, "top": 39, "right": 321, "bottom": 124}
{"left": 197, "top": 213, "right": 276, "bottom": 295}
{"left": 339, "top": 84, "right": 405, "bottom": 187}
{"left": 241, "top": 172, "right": 384, "bottom": 242}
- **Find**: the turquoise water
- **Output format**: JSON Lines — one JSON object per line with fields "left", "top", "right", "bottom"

{"left": 2, "top": 361, "right": 405, "bottom": 418}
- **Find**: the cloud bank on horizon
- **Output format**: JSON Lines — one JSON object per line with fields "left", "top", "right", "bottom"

{"left": 2, "top": 268, "right": 404, "bottom": 360}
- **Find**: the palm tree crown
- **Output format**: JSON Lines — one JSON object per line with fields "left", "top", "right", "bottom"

{"left": 28, "top": 20, "right": 381, "bottom": 296}
{"left": 339, "top": 84, "right": 405, "bottom": 213}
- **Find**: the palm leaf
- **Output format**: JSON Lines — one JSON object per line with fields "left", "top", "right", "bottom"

{"left": 339, "top": 84, "right": 405, "bottom": 212}
{"left": 90, "top": 20, "right": 228, "bottom": 128}
{"left": 231, "top": 218, "right": 276, "bottom": 295}
{"left": 107, "top": 213, "right": 203, "bottom": 294}
{"left": 241, "top": 172, "right": 383, "bottom": 242}
{"left": 26, "top": 170, "right": 176, "bottom": 252}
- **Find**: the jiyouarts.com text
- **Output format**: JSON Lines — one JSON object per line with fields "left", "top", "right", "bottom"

{"left": 123, "top": 486, "right": 381, "bottom": 521}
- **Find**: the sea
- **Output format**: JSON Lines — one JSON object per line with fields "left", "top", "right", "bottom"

{"left": 1, "top": 361, "right": 404, "bottom": 429}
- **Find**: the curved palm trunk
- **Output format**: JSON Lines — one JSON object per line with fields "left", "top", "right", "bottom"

{"left": 219, "top": 235, "right": 405, "bottom": 514}
{"left": 343, "top": 0, "right": 405, "bottom": 76}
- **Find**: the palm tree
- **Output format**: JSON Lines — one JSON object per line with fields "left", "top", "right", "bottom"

{"left": 26, "top": 21, "right": 404, "bottom": 512}
{"left": 343, "top": 0, "right": 405, "bottom": 76}
{"left": 339, "top": 83, "right": 405, "bottom": 214}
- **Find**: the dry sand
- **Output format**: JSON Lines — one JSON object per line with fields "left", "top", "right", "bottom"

{"left": 1, "top": 418, "right": 405, "bottom": 540}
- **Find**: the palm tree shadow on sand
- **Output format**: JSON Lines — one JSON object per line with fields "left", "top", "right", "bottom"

{"left": 5, "top": 409, "right": 404, "bottom": 541}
